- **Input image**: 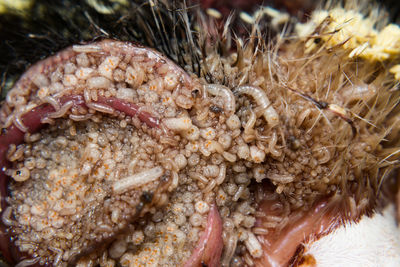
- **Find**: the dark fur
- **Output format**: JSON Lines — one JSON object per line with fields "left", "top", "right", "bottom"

{"left": 0, "top": 0, "right": 204, "bottom": 99}
{"left": 1, "top": 0, "right": 398, "bottom": 99}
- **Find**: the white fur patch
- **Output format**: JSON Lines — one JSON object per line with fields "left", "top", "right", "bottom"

{"left": 303, "top": 205, "right": 400, "bottom": 267}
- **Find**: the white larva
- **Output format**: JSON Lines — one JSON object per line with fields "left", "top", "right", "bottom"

{"left": 47, "top": 101, "right": 74, "bottom": 119}
{"left": 243, "top": 109, "right": 257, "bottom": 142}
{"left": 62, "top": 74, "right": 78, "bottom": 87}
{"left": 222, "top": 151, "right": 237, "bottom": 162}
{"left": 15, "top": 258, "right": 40, "bottom": 267}
{"left": 221, "top": 233, "right": 238, "bottom": 267}
{"left": 189, "top": 171, "right": 208, "bottom": 184}
{"left": 42, "top": 96, "right": 61, "bottom": 111}
{"left": 163, "top": 117, "right": 192, "bottom": 131}
{"left": 86, "top": 102, "right": 115, "bottom": 114}
{"left": 226, "top": 114, "right": 241, "bottom": 130}
{"left": 32, "top": 73, "right": 50, "bottom": 88}
{"left": 75, "top": 67, "right": 94, "bottom": 80}
{"left": 9, "top": 167, "right": 30, "bottom": 182}
{"left": 98, "top": 56, "right": 121, "bottom": 80}
{"left": 65, "top": 61, "right": 78, "bottom": 75}
{"left": 253, "top": 166, "right": 267, "bottom": 182}
{"left": 112, "top": 166, "right": 164, "bottom": 194}
{"left": 72, "top": 44, "right": 102, "bottom": 53}
{"left": 244, "top": 231, "right": 262, "bottom": 258}
{"left": 183, "top": 125, "right": 200, "bottom": 141}
{"left": 69, "top": 114, "right": 93, "bottom": 121}
{"left": 37, "top": 86, "right": 49, "bottom": 99}
{"left": 1, "top": 206, "right": 13, "bottom": 226}
{"left": 234, "top": 85, "right": 279, "bottom": 127}
{"left": 216, "top": 163, "right": 227, "bottom": 185}
{"left": 200, "top": 127, "right": 217, "bottom": 140}
{"left": 163, "top": 72, "right": 179, "bottom": 90}
{"left": 208, "top": 140, "right": 224, "bottom": 154}
{"left": 109, "top": 238, "right": 127, "bottom": 259}
{"left": 268, "top": 131, "right": 281, "bottom": 157}
{"left": 87, "top": 76, "right": 111, "bottom": 89}
{"left": 14, "top": 112, "right": 28, "bottom": 132}
{"left": 205, "top": 84, "right": 236, "bottom": 116}
{"left": 250, "top": 145, "right": 266, "bottom": 163}
{"left": 15, "top": 104, "right": 38, "bottom": 125}
{"left": 116, "top": 88, "right": 135, "bottom": 101}
{"left": 202, "top": 179, "right": 217, "bottom": 193}
{"left": 237, "top": 144, "right": 250, "bottom": 159}
{"left": 6, "top": 144, "right": 21, "bottom": 162}
{"left": 267, "top": 172, "right": 295, "bottom": 184}
{"left": 168, "top": 171, "right": 179, "bottom": 192}
{"left": 199, "top": 141, "right": 212, "bottom": 157}
{"left": 194, "top": 201, "right": 210, "bottom": 214}
{"left": 125, "top": 65, "right": 145, "bottom": 89}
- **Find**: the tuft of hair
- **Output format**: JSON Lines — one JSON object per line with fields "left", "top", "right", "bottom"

{"left": 195, "top": 0, "right": 400, "bottom": 215}
{"left": 0, "top": 0, "right": 202, "bottom": 98}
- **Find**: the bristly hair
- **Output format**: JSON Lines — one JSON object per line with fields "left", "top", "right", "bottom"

{"left": 2, "top": 0, "right": 399, "bottom": 99}
{"left": 0, "top": 0, "right": 340, "bottom": 97}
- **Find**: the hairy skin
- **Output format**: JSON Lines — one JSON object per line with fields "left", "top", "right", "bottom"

{"left": 1, "top": 1, "right": 400, "bottom": 267}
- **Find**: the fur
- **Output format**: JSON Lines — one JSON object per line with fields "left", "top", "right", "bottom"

{"left": 302, "top": 205, "right": 400, "bottom": 267}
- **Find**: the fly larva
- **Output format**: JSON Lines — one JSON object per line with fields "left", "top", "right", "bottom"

{"left": 205, "top": 84, "right": 236, "bottom": 116}
{"left": 234, "top": 85, "right": 279, "bottom": 127}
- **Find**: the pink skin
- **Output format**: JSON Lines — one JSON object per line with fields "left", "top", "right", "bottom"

{"left": 183, "top": 204, "right": 224, "bottom": 267}
{"left": 96, "top": 96, "right": 159, "bottom": 128}
{"left": 0, "top": 103, "right": 55, "bottom": 264}
{"left": 253, "top": 196, "right": 346, "bottom": 267}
